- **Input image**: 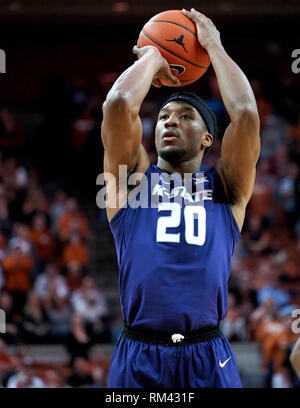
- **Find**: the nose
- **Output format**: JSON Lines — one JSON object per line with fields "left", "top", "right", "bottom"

{"left": 164, "top": 112, "right": 179, "bottom": 128}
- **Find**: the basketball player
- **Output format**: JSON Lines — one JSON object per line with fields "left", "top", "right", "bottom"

{"left": 101, "top": 8, "right": 260, "bottom": 387}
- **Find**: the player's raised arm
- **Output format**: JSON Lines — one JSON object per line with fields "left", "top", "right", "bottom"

{"left": 182, "top": 8, "right": 260, "bottom": 207}
{"left": 101, "top": 45, "right": 179, "bottom": 176}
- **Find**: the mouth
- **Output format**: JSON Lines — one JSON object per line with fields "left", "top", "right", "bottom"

{"left": 162, "top": 131, "right": 179, "bottom": 142}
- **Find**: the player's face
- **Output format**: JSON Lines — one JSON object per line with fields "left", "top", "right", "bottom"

{"left": 155, "top": 101, "right": 207, "bottom": 163}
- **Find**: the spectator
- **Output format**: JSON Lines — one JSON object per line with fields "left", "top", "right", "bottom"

{"left": 65, "top": 314, "right": 92, "bottom": 364}
{"left": 8, "top": 223, "right": 32, "bottom": 255}
{"left": 71, "top": 276, "right": 106, "bottom": 312}
{"left": 67, "top": 357, "right": 94, "bottom": 388}
{"left": 71, "top": 276, "right": 110, "bottom": 343}
{"left": 90, "top": 366, "right": 105, "bottom": 388}
{"left": 70, "top": 106, "right": 96, "bottom": 150}
{"left": 6, "top": 363, "right": 45, "bottom": 388}
{"left": 89, "top": 349, "right": 110, "bottom": 374}
{"left": 220, "top": 292, "right": 249, "bottom": 341}
{"left": 251, "top": 299, "right": 297, "bottom": 387}
{"left": 1, "top": 245, "right": 33, "bottom": 312}
{"left": 30, "top": 212, "right": 55, "bottom": 277}
{"left": 21, "top": 187, "right": 50, "bottom": 225}
{"left": 243, "top": 214, "right": 273, "bottom": 255}
{"left": 50, "top": 189, "right": 67, "bottom": 235}
{"left": 0, "top": 339, "right": 21, "bottom": 387}
{"left": 276, "top": 162, "right": 299, "bottom": 229}
{"left": 47, "top": 296, "right": 71, "bottom": 343}
{"left": 62, "top": 232, "right": 89, "bottom": 267}
{"left": 43, "top": 369, "right": 64, "bottom": 388}
{"left": 34, "top": 263, "right": 69, "bottom": 306}
{"left": 279, "top": 257, "right": 300, "bottom": 304}
{"left": 65, "top": 261, "right": 85, "bottom": 292}
{"left": 58, "top": 198, "right": 90, "bottom": 242}
{"left": 21, "top": 291, "right": 50, "bottom": 344}
{"left": 246, "top": 161, "right": 276, "bottom": 225}
{"left": 252, "top": 257, "right": 291, "bottom": 308}
{"left": 71, "top": 277, "right": 107, "bottom": 321}
{"left": 0, "top": 292, "right": 19, "bottom": 344}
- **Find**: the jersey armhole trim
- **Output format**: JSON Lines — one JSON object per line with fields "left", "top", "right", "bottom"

{"left": 208, "top": 166, "right": 241, "bottom": 253}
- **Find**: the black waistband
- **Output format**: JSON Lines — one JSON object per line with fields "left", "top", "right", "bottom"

{"left": 123, "top": 324, "right": 222, "bottom": 346}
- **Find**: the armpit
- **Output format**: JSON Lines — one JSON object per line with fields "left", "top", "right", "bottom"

{"left": 213, "top": 161, "right": 240, "bottom": 206}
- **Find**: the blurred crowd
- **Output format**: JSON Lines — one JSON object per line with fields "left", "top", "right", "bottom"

{"left": 1, "top": 37, "right": 300, "bottom": 387}
{"left": 0, "top": 132, "right": 112, "bottom": 386}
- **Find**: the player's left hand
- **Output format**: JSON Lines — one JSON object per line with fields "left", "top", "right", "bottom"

{"left": 182, "top": 8, "right": 222, "bottom": 50}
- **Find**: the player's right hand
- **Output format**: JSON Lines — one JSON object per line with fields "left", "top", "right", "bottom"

{"left": 132, "top": 45, "right": 180, "bottom": 88}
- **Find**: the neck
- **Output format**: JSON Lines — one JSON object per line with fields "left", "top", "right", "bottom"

{"left": 156, "top": 154, "right": 203, "bottom": 178}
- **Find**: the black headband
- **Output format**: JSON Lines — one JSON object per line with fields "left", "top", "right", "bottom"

{"left": 159, "top": 94, "right": 215, "bottom": 137}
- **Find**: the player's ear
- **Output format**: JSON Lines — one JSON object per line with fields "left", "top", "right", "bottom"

{"left": 201, "top": 132, "right": 213, "bottom": 150}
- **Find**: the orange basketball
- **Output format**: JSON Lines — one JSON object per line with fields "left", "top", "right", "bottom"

{"left": 137, "top": 9, "right": 210, "bottom": 87}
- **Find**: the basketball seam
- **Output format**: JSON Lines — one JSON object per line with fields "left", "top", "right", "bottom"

{"left": 151, "top": 19, "right": 197, "bottom": 38}
{"left": 141, "top": 30, "right": 208, "bottom": 69}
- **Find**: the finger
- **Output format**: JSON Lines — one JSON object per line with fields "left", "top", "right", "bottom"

{"left": 152, "top": 79, "right": 162, "bottom": 88}
{"left": 190, "top": 8, "right": 207, "bottom": 20}
{"left": 182, "top": 8, "right": 192, "bottom": 18}
{"left": 132, "top": 45, "right": 139, "bottom": 55}
{"left": 166, "top": 72, "right": 180, "bottom": 86}
{"left": 191, "top": 7, "right": 203, "bottom": 16}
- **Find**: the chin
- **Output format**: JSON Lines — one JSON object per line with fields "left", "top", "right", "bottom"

{"left": 158, "top": 147, "right": 186, "bottom": 163}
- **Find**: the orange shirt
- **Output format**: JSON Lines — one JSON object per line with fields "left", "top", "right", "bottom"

{"left": 2, "top": 253, "right": 33, "bottom": 292}
{"left": 62, "top": 242, "right": 88, "bottom": 266}
{"left": 30, "top": 230, "right": 55, "bottom": 260}
{"left": 255, "top": 320, "right": 289, "bottom": 372}
{"left": 58, "top": 213, "right": 89, "bottom": 241}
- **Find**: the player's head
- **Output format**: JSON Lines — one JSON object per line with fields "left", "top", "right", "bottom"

{"left": 155, "top": 91, "right": 217, "bottom": 164}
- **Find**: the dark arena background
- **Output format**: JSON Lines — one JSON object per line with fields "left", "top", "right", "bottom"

{"left": 0, "top": 0, "right": 300, "bottom": 389}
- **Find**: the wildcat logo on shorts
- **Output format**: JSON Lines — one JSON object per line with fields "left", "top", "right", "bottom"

{"left": 0, "top": 49, "right": 6, "bottom": 73}
{"left": 171, "top": 333, "right": 185, "bottom": 343}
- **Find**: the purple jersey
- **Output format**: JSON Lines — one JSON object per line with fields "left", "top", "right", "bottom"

{"left": 109, "top": 163, "right": 240, "bottom": 332}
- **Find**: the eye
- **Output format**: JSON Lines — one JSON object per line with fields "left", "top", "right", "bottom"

{"left": 160, "top": 114, "right": 169, "bottom": 120}
{"left": 180, "top": 114, "right": 190, "bottom": 119}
